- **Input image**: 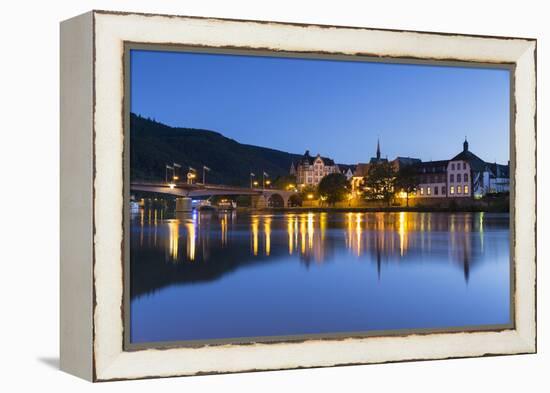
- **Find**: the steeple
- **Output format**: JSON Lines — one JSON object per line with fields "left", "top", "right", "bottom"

{"left": 463, "top": 137, "right": 469, "bottom": 152}
{"left": 376, "top": 138, "right": 381, "bottom": 160}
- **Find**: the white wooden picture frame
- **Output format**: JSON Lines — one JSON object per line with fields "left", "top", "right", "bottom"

{"left": 60, "top": 10, "right": 536, "bottom": 381}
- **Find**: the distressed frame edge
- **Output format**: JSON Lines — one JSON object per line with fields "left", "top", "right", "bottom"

{"left": 89, "top": 11, "right": 537, "bottom": 382}
{"left": 92, "top": 8, "right": 538, "bottom": 42}
{"left": 59, "top": 11, "right": 95, "bottom": 381}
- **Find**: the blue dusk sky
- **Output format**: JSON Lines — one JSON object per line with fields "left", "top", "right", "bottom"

{"left": 130, "top": 49, "right": 510, "bottom": 164}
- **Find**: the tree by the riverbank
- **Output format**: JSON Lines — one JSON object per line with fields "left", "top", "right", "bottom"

{"left": 318, "top": 173, "right": 350, "bottom": 206}
{"left": 363, "top": 162, "right": 396, "bottom": 206}
{"left": 394, "top": 165, "right": 419, "bottom": 207}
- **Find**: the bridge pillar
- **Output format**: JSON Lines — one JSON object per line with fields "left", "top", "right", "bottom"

{"left": 251, "top": 195, "right": 267, "bottom": 208}
{"left": 175, "top": 197, "right": 193, "bottom": 212}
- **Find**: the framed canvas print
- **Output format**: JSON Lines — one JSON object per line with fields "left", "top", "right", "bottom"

{"left": 60, "top": 10, "right": 537, "bottom": 381}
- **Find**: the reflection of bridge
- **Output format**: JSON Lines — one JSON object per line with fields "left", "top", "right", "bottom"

{"left": 130, "top": 181, "right": 297, "bottom": 207}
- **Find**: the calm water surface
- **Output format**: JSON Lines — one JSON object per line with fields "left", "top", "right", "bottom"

{"left": 130, "top": 210, "right": 510, "bottom": 343}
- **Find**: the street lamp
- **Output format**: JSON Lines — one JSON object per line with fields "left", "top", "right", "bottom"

{"left": 165, "top": 164, "right": 174, "bottom": 183}
{"left": 173, "top": 163, "right": 181, "bottom": 182}
{"left": 187, "top": 167, "right": 197, "bottom": 184}
{"left": 202, "top": 165, "right": 211, "bottom": 184}
{"left": 250, "top": 172, "right": 256, "bottom": 188}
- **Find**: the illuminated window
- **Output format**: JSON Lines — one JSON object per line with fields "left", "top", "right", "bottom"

{"left": 450, "top": 174, "right": 454, "bottom": 182}
{"left": 420, "top": 187, "right": 424, "bottom": 195}
{"left": 464, "top": 173, "right": 469, "bottom": 182}
{"left": 450, "top": 186, "right": 455, "bottom": 195}
{"left": 464, "top": 185, "right": 469, "bottom": 194}
{"left": 457, "top": 185, "right": 462, "bottom": 194}
{"left": 457, "top": 173, "right": 461, "bottom": 182}
{"left": 427, "top": 187, "right": 431, "bottom": 195}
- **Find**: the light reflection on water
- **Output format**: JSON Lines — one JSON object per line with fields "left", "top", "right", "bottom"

{"left": 130, "top": 210, "right": 510, "bottom": 343}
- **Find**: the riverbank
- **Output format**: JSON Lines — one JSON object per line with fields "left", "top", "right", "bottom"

{"left": 239, "top": 205, "right": 509, "bottom": 213}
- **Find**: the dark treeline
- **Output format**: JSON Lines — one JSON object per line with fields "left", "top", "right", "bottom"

{"left": 130, "top": 113, "right": 304, "bottom": 186}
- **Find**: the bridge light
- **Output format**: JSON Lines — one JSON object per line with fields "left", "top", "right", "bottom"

{"left": 265, "top": 180, "right": 271, "bottom": 186}
{"left": 169, "top": 183, "right": 176, "bottom": 189}
{"left": 173, "top": 175, "right": 179, "bottom": 180}
{"left": 253, "top": 181, "right": 259, "bottom": 187}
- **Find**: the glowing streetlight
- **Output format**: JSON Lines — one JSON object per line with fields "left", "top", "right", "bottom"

{"left": 173, "top": 163, "right": 181, "bottom": 182}
{"left": 250, "top": 172, "right": 256, "bottom": 188}
{"left": 307, "top": 193, "right": 314, "bottom": 200}
{"left": 187, "top": 167, "right": 197, "bottom": 184}
{"left": 202, "top": 165, "right": 211, "bottom": 184}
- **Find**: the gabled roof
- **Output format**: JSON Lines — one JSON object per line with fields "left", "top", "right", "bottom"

{"left": 393, "top": 156, "right": 422, "bottom": 166}
{"left": 450, "top": 150, "right": 486, "bottom": 171}
{"left": 338, "top": 164, "right": 356, "bottom": 173}
{"left": 414, "top": 160, "right": 449, "bottom": 174}
{"left": 369, "top": 157, "right": 388, "bottom": 164}
{"left": 321, "top": 157, "right": 336, "bottom": 166}
{"left": 299, "top": 150, "right": 336, "bottom": 166}
{"left": 354, "top": 163, "right": 371, "bottom": 177}
{"left": 487, "top": 162, "right": 510, "bottom": 178}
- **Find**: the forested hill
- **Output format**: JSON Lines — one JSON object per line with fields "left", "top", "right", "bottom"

{"left": 130, "top": 113, "right": 304, "bottom": 186}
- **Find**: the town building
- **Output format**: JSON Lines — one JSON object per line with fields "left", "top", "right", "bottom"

{"left": 415, "top": 138, "right": 509, "bottom": 199}
{"left": 292, "top": 150, "right": 340, "bottom": 187}
{"left": 349, "top": 138, "right": 509, "bottom": 200}
{"left": 416, "top": 160, "right": 449, "bottom": 198}
{"left": 338, "top": 164, "right": 356, "bottom": 181}
{"left": 351, "top": 139, "right": 389, "bottom": 194}
{"left": 392, "top": 156, "right": 422, "bottom": 172}
{"left": 487, "top": 162, "right": 510, "bottom": 193}
{"left": 294, "top": 138, "right": 509, "bottom": 200}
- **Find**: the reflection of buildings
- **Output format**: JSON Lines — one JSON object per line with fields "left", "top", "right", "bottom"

{"left": 131, "top": 209, "right": 503, "bottom": 299}
{"left": 249, "top": 213, "right": 332, "bottom": 264}
{"left": 342, "top": 211, "right": 489, "bottom": 281}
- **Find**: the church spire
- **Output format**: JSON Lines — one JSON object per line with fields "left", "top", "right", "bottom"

{"left": 463, "top": 136, "right": 469, "bottom": 152}
{"left": 376, "top": 138, "right": 381, "bottom": 160}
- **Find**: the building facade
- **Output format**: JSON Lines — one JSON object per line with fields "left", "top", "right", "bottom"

{"left": 349, "top": 138, "right": 509, "bottom": 201}
{"left": 351, "top": 139, "right": 390, "bottom": 194}
{"left": 292, "top": 150, "right": 340, "bottom": 187}
{"left": 416, "top": 160, "right": 448, "bottom": 198}
{"left": 338, "top": 164, "right": 356, "bottom": 181}
{"left": 292, "top": 139, "right": 509, "bottom": 200}
{"left": 415, "top": 139, "right": 509, "bottom": 199}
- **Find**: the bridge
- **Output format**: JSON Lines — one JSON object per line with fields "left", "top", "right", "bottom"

{"left": 130, "top": 181, "right": 298, "bottom": 208}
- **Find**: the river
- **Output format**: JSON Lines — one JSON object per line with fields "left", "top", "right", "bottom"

{"left": 130, "top": 210, "right": 511, "bottom": 344}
